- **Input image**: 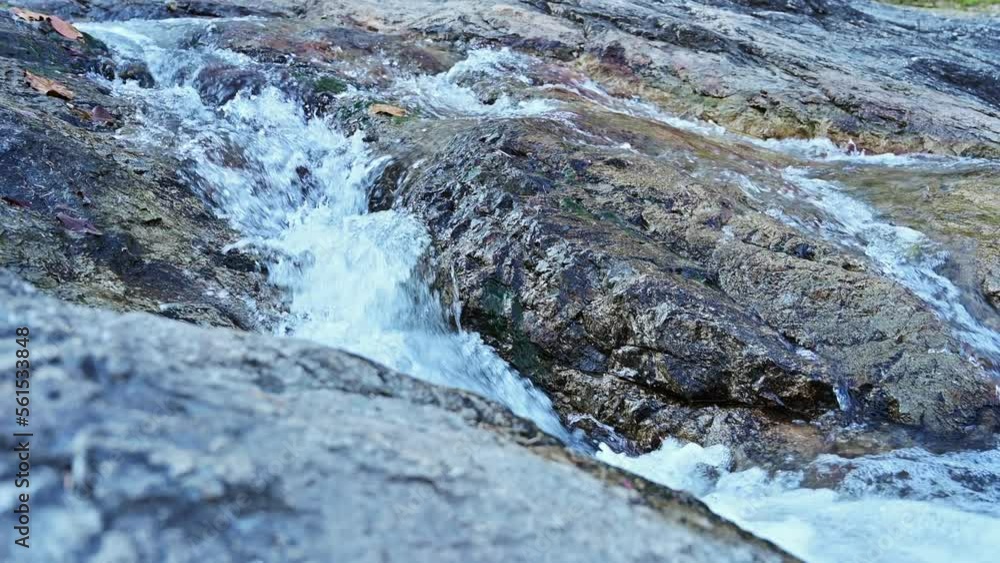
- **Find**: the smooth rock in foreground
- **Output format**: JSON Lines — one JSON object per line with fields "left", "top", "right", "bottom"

{"left": 0, "top": 275, "right": 793, "bottom": 563}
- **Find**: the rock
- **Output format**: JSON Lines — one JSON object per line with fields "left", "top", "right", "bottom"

{"left": 11, "top": 0, "right": 305, "bottom": 20}
{"left": 813, "top": 163, "right": 1000, "bottom": 319}
{"left": 986, "top": 265, "right": 1000, "bottom": 311}
{"left": 0, "top": 274, "right": 795, "bottom": 563}
{"left": 370, "top": 103, "right": 408, "bottom": 117}
{"left": 116, "top": 60, "right": 155, "bottom": 88}
{"left": 194, "top": 64, "right": 269, "bottom": 106}
{"left": 266, "top": 0, "right": 1000, "bottom": 157}
{"left": 388, "top": 118, "right": 999, "bottom": 465}
{"left": 19, "top": 0, "right": 1000, "bottom": 154}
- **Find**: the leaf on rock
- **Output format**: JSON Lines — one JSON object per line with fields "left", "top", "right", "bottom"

{"left": 89, "top": 106, "right": 115, "bottom": 124}
{"left": 369, "top": 103, "right": 407, "bottom": 118}
{"left": 11, "top": 8, "right": 49, "bottom": 22}
{"left": 24, "top": 70, "right": 75, "bottom": 100}
{"left": 56, "top": 212, "right": 102, "bottom": 235}
{"left": 2, "top": 196, "right": 31, "bottom": 208}
{"left": 11, "top": 9, "right": 84, "bottom": 41}
{"left": 50, "top": 16, "right": 83, "bottom": 41}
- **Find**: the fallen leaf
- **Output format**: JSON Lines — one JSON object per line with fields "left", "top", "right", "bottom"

{"left": 49, "top": 16, "right": 82, "bottom": 41}
{"left": 89, "top": 106, "right": 115, "bottom": 124}
{"left": 56, "top": 212, "right": 101, "bottom": 235}
{"left": 369, "top": 103, "right": 407, "bottom": 118}
{"left": 24, "top": 70, "right": 75, "bottom": 100}
{"left": 2, "top": 196, "right": 31, "bottom": 208}
{"left": 11, "top": 7, "right": 49, "bottom": 22}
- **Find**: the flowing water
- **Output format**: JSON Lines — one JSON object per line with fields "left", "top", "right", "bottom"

{"left": 597, "top": 440, "right": 1000, "bottom": 563}
{"left": 83, "top": 18, "right": 1000, "bottom": 563}
{"left": 80, "top": 19, "right": 568, "bottom": 440}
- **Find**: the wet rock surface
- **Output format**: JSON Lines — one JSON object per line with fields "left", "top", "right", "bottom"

{"left": 16, "top": 0, "right": 1000, "bottom": 155}
{"left": 817, "top": 162, "right": 1000, "bottom": 316}
{"left": 0, "top": 274, "right": 795, "bottom": 563}
{"left": 12, "top": 0, "right": 307, "bottom": 20}
{"left": 293, "top": 0, "right": 1000, "bottom": 157}
{"left": 390, "top": 118, "right": 998, "bottom": 465}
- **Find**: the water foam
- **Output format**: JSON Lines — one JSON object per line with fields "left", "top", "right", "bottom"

{"left": 396, "top": 48, "right": 560, "bottom": 118}
{"left": 598, "top": 440, "right": 1000, "bottom": 563}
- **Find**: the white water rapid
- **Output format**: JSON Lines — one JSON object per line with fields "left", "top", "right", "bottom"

{"left": 80, "top": 19, "right": 569, "bottom": 440}
{"left": 598, "top": 440, "right": 1000, "bottom": 563}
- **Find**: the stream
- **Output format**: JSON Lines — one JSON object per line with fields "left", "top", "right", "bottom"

{"left": 82, "top": 18, "right": 1000, "bottom": 563}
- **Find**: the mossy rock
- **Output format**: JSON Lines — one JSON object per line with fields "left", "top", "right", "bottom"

{"left": 314, "top": 76, "right": 347, "bottom": 94}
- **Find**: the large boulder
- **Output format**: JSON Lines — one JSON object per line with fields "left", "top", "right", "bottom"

{"left": 387, "top": 118, "right": 999, "bottom": 465}
{"left": 0, "top": 275, "right": 794, "bottom": 562}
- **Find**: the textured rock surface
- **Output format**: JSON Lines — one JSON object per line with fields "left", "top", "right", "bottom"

{"left": 11, "top": 0, "right": 308, "bottom": 20}
{"left": 16, "top": 0, "right": 1000, "bottom": 155}
{"left": 816, "top": 163, "right": 1000, "bottom": 314}
{"left": 389, "top": 118, "right": 999, "bottom": 464}
{"left": 276, "top": 0, "right": 1000, "bottom": 156}
{"left": 0, "top": 275, "right": 794, "bottom": 563}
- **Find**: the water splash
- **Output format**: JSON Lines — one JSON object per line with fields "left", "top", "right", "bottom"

{"left": 82, "top": 20, "right": 569, "bottom": 441}
{"left": 748, "top": 137, "right": 954, "bottom": 167}
{"left": 395, "top": 48, "right": 560, "bottom": 119}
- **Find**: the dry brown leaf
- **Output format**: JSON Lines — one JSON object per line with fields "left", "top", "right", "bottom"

{"left": 49, "top": 16, "right": 83, "bottom": 41}
{"left": 2, "top": 196, "right": 31, "bottom": 208}
{"left": 369, "top": 103, "right": 407, "bottom": 118}
{"left": 11, "top": 7, "right": 49, "bottom": 22}
{"left": 24, "top": 70, "right": 75, "bottom": 100}
{"left": 89, "top": 106, "right": 115, "bottom": 124}
{"left": 56, "top": 212, "right": 102, "bottom": 236}
{"left": 11, "top": 9, "right": 84, "bottom": 41}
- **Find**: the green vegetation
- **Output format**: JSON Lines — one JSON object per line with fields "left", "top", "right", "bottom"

{"left": 559, "top": 197, "right": 597, "bottom": 221}
{"left": 313, "top": 76, "right": 347, "bottom": 95}
{"left": 478, "top": 278, "right": 546, "bottom": 377}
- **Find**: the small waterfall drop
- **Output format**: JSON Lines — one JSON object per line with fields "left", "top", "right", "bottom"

{"left": 82, "top": 19, "right": 569, "bottom": 441}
